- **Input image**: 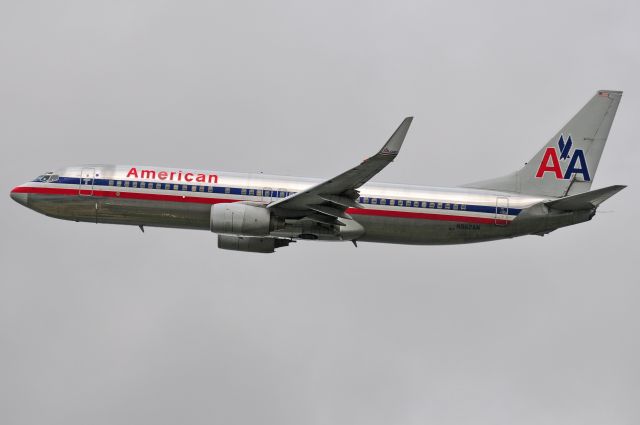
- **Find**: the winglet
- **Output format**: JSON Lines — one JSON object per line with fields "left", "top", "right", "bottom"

{"left": 378, "top": 117, "right": 413, "bottom": 157}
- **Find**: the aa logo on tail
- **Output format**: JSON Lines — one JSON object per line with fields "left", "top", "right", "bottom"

{"left": 535, "top": 135, "right": 591, "bottom": 181}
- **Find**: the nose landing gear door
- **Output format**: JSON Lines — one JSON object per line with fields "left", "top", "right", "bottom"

{"left": 79, "top": 168, "right": 95, "bottom": 196}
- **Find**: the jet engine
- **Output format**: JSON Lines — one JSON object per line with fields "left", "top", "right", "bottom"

{"left": 218, "top": 235, "right": 290, "bottom": 253}
{"left": 210, "top": 202, "right": 273, "bottom": 236}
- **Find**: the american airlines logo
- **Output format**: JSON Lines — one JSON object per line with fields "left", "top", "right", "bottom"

{"left": 535, "top": 135, "right": 590, "bottom": 181}
{"left": 126, "top": 167, "right": 219, "bottom": 184}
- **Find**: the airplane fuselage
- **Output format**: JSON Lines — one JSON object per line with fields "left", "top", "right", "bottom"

{"left": 10, "top": 164, "right": 591, "bottom": 246}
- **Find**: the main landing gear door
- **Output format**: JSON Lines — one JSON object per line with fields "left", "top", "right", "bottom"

{"left": 79, "top": 168, "right": 95, "bottom": 196}
{"left": 495, "top": 196, "right": 509, "bottom": 226}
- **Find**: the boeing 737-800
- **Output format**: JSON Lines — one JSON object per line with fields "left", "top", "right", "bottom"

{"left": 10, "top": 90, "right": 625, "bottom": 253}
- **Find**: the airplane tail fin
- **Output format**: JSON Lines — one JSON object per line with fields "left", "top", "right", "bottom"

{"left": 463, "top": 90, "right": 623, "bottom": 198}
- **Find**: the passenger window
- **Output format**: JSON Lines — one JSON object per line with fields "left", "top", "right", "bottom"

{"left": 140, "top": 182, "right": 146, "bottom": 188}
{"left": 453, "top": 204, "right": 458, "bottom": 210}
{"left": 109, "top": 180, "right": 114, "bottom": 186}
{"left": 444, "top": 203, "right": 450, "bottom": 209}
{"left": 398, "top": 200, "right": 404, "bottom": 206}
{"left": 372, "top": 198, "right": 378, "bottom": 204}
{"left": 461, "top": 204, "right": 466, "bottom": 210}
{"left": 116, "top": 181, "right": 122, "bottom": 187}
{"left": 208, "top": 186, "right": 213, "bottom": 193}
{"left": 132, "top": 181, "right": 138, "bottom": 188}
{"left": 224, "top": 187, "right": 230, "bottom": 194}
{"left": 156, "top": 183, "right": 162, "bottom": 189}
{"left": 199, "top": 186, "right": 204, "bottom": 192}
{"left": 421, "top": 201, "right": 426, "bottom": 208}
{"left": 123, "top": 181, "right": 129, "bottom": 187}
{"left": 241, "top": 189, "right": 247, "bottom": 195}
{"left": 264, "top": 190, "right": 271, "bottom": 197}
{"left": 191, "top": 186, "right": 197, "bottom": 192}
{"left": 437, "top": 203, "right": 442, "bottom": 209}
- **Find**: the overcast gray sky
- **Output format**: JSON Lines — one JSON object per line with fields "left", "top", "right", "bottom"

{"left": 1, "top": 1, "right": 639, "bottom": 424}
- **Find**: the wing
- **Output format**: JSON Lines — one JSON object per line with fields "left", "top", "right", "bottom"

{"left": 268, "top": 117, "right": 413, "bottom": 225}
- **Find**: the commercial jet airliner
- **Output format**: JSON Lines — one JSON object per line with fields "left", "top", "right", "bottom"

{"left": 10, "top": 90, "right": 625, "bottom": 253}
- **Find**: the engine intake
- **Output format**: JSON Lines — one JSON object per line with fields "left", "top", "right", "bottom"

{"left": 210, "top": 202, "right": 272, "bottom": 236}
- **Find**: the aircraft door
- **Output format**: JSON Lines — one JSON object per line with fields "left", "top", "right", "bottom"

{"left": 79, "top": 168, "right": 96, "bottom": 196}
{"left": 261, "top": 188, "right": 274, "bottom": 204}
{"left": 495, "top": 196, "right": 509, "bottom": 226}
{"left": 277, "top": 188, "right": 288, "bottom": 200}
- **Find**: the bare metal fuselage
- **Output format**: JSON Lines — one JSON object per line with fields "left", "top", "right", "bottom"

{"left": 13, "top": 165, "right": 591, "bottom": 245}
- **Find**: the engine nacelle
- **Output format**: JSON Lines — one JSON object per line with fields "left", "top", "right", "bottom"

{"left": 218, "top": 235, "right": 290, "bottom": 253}
{"left": 210, "top": 202, "right": 272, "bottom": 236}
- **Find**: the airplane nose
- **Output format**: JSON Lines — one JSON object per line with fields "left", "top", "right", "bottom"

{"left": 10, "top": 189, "right": 28, "bottom": 206}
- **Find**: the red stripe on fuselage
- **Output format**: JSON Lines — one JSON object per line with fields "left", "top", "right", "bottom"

{"left": 12, "top": 186, "right": 230, "bottom": 204}
{"left": 13, "top": 186, "right": 500, "bottom": 225}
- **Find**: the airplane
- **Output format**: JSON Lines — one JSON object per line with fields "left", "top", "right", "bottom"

{"left": 10, "top": 90, "right": 625, "bottom": 253}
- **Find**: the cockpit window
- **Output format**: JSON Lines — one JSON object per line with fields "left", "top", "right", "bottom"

{"left": 33, "top": 172, "right": 58, "bottom": 183}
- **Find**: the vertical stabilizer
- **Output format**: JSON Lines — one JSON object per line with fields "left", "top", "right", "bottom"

{"left": 463, "top": 90, "right": 622, "bottom": 197}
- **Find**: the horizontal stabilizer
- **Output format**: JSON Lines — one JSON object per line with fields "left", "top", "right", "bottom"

{"left": 545, "top": 185, "right": 626, "bottom": 211}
